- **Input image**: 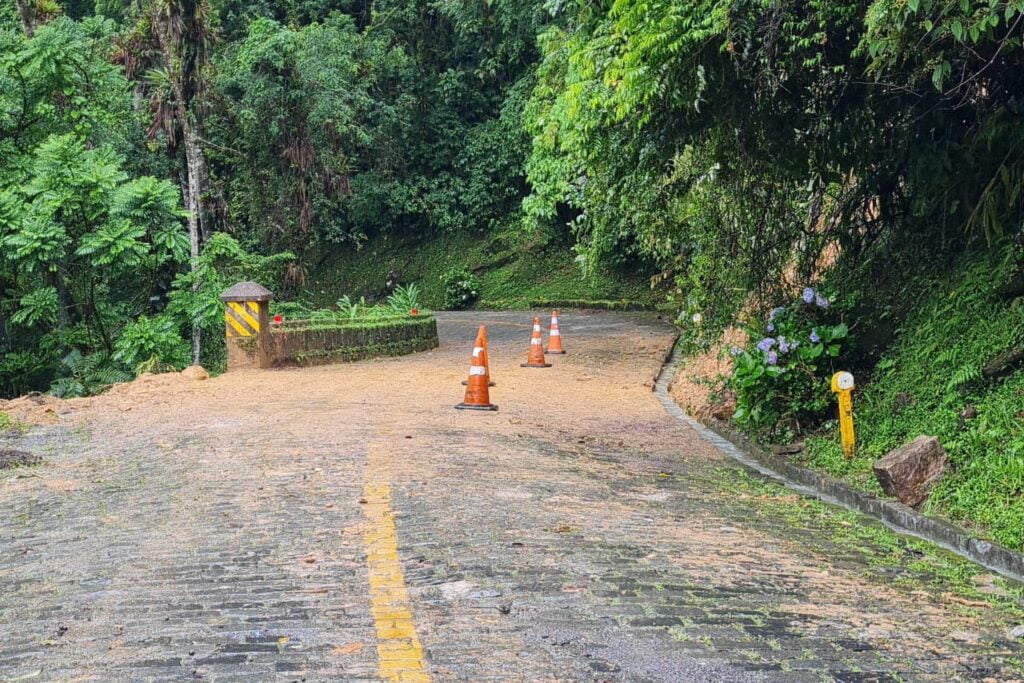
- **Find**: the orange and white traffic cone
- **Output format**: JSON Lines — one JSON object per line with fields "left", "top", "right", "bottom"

{"left": 456, "top": 327, "right": 498, "bottom": 411}
{"left": 521, "top": 316, "right": 552, "bottom": 368}
{"left": 546, "top": 310, "right": 566, "bottom": 355}
{"left": 462, "top": 325, "right": 495, "bottom": 387}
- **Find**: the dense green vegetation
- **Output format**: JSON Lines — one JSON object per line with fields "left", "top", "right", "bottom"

{"left": 1, "top": 0, "right": 548, "bottom": 394}
{"left": 524, "top": 0, "right": 1024, "bottom": 326}
{"left": 1, "top": 0, "right": 1023, "bottom": 547}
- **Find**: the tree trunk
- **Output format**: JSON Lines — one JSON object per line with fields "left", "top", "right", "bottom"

{"left": 160, "top": 39, "right": 210, "bottom": 367}
{"left": 182, "top": 114, "right": 205, "bottom": 366}
{"left": 197, "top": 136, "right": 213, "bottom": 243}
{"left": 14, "top": 0, "right": 36, "bottom": 37}
{"left": 154, "top": 4, "right": 212, "bottom": 367}
{"left": 45, "top": 270, "right": 75, "bottom": 329}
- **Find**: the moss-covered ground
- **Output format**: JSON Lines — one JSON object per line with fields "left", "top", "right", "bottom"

{"left": 712, "top": 466, "right": 1024, "bottom": 625}
{"left": 306, "top": 224, "right": 658, "bottom": 310}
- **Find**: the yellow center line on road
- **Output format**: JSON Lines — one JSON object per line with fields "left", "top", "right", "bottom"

{"left": 364, "top": 444, "right": 430, "bottom": 682}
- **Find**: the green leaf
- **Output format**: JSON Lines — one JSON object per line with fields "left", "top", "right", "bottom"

{"left": 10, "top": 287, "right": 59, "bottom": 328}
{"left": 932, "top": 64, "right": 945, "bottom": 90}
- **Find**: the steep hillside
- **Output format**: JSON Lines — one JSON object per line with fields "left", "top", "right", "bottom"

{"left": 798, "top": 247, "right": 1024, "bottom": 549}
{"left": 306, "top": 225, "right": 659, "bottom": 310}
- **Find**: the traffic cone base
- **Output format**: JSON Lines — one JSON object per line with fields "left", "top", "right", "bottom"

{"left": 521, "top": 362, "right": 552, "bottom": 368}
{"left": 455, "top": 402, "right": 498, "bottom": 411}
{"left": 546, "top": 350, "right": 566, "bottom": 355}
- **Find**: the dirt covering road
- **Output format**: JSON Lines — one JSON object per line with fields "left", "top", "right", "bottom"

{"left": 0, "top": 311, "right": 1022, "bottom": 682}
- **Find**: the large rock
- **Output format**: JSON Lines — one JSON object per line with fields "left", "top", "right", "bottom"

{"left": 982, "top": 345, "right": 1024, "bottom": 379}
{"left": 873, "top": 436, "right": 948, "bottom": 508}
{"left": 180, "top": 366, "right": 210, "bottom": 381}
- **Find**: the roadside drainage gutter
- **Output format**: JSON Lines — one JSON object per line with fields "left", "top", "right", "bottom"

{"left": 655, "top": 343, "right": 1024, "bottom": 584}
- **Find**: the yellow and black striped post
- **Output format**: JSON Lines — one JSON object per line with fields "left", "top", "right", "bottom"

{"left": 219, "top": 282, "right": 273, "bottom": 370}
{"left": 225, "top": 300, "right": 261, "bottom": 338}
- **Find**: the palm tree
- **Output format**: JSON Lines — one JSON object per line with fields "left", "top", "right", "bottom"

{"left": 119, "top": 0, "right": 215, "bottom": 364}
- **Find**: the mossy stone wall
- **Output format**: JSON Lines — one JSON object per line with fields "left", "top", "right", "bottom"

{"left": 265, "top": 316, "right": 439, "bottom": 368}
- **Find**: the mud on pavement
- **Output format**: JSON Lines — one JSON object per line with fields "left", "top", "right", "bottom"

{"left": 0, "top": 311, "right": 1021, "bottom": 682}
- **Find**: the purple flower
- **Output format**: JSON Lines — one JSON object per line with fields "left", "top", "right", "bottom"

{"left": 769, "top": 306, "right": 786, "bottom": 321}
{"left": 779, "top": 336, "right": 795, "bottom": 353}
{"left": 809, "top": 329, "right": 821, "bottom": 343}
{"left": 767, "top": 351, "right": 779, "bottom": 365}
{"left": 766, "top": 322, "right": 775, "bottom": 333}
{"left": 802, "top": 287, "right": 816, "bottom": 304}
{"left": 815, "top": 293, "right": 830, "bottom": 308}
{"left": 756, "top": 337, "right": 776, "bottom": 353}
{"left": 729, "top": 346, "right": 743, "bottom": 356}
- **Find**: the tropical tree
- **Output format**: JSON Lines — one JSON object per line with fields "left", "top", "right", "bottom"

{"left": 212, "top": 15, "right": 372, "bottom": 252}
{"left": 118, "top": 0, "right": 217, "bottom": 363}
{"left": 0, "top": 16, "right": 189, "bottom": 397}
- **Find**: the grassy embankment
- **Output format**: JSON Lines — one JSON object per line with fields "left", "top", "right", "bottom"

{"left": 794, "top": 247, "right": 1024, "bottom": 551}
{"left": 305, "top": 225, "right": 658, "bottom": 310}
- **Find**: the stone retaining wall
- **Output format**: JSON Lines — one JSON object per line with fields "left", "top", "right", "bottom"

{"left": 478, "top": 298, "right": 654, "bottom": 311}
{"left": 265, "top": 316, "right": 439, "bottom": 368}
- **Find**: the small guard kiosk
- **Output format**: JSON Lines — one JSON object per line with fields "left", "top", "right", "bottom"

{"left": 220, "top": 282, "right": 274, "bottom": 370}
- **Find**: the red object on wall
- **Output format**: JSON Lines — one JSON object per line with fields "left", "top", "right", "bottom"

{"left": 272, "top": 314, "right": 283, "bottom": 326}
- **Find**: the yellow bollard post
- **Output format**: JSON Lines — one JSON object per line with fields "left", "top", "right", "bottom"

{"left": 830, "top": 371, "right": 856, "bottom": 459}
{"left": 219, "top": 281, "right": 274, "bottom": 371}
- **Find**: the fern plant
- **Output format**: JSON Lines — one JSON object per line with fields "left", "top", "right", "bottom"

{"left": 946, "top": 364, "right": 982, "bottom": 393}
{"left": 49, "top": 351, "right": 133, "bottom": 398}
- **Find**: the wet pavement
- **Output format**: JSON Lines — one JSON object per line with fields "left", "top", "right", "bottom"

{"left": 0, "top": 311, "right": 1021, "bottom": 682}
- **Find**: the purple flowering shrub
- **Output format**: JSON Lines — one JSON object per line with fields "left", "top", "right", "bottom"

{"left": 729, "top": 287, "right": 849, "bottom": 436}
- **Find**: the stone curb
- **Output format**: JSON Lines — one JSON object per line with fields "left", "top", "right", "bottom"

{"left": 654, "top": 343, "right": 1024, "bottom": 583}
{"left": 477, "top": 299, "right": 657, "bottom": 312}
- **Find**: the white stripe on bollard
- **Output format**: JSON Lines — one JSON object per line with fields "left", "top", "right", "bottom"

{"left": 469, "top": 366, "right": 487, "bottom": 376}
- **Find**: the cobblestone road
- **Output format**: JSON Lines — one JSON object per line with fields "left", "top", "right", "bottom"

{"left": 1, "top": 311, "right": 1022, "bottom": 682}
